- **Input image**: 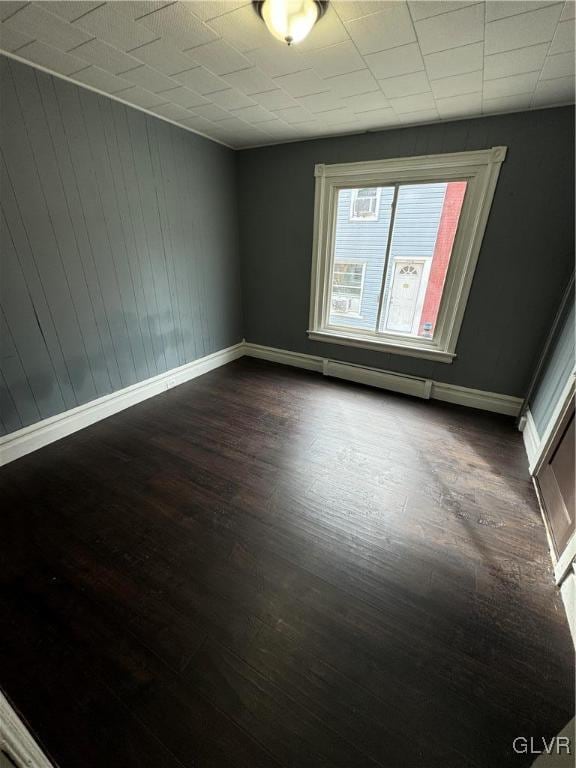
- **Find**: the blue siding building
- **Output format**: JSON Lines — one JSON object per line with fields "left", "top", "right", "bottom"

{"left": 330, "top": 183, "right": 449, "bottom": 336}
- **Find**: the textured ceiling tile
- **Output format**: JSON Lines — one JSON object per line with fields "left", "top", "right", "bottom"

{"left": 5, "top": 3, "right": 93, "bottom": 51}
{"left": 397, "top": 107, "right": 439, "bottom": 124}
{"left": 171, "top": 65, "right": 229, "bottom": 93}
{"left": 408, "top": 1, "right": 477, "bottom": 22}
{"left": 485, "top": 1, "right": 558, "bottom": 22}
{"left": 246, "top": 43, "right": 306, "bottom": 77}
{"left": 41, "top": 2, "right": 103, "bottom": 23}
{"left": 189, "top": 102, "right": 231, "bottom": 121}
{"left": 301, "top": 40, "right": 365, "bottom": 78}
{"left": 148, "top": 101, "right": 195, "bottom": 120}
{"left": 560, "top": 0, "right": 576, "bottom": 20}
{"left": 120, "top": 64, "right": 177, "bottom": 92}
{"left": 430, "top": 69, "right": 482, "bottom": 98}
{"left": 0, "top": 2, "right": 28, "bottom": 22}
{"left": 532, "top": 73, "right": 575, "bottom": 104}
{"left": 73, "top": 4, "right": 158, "bottom": 50}
{"left": 484, "top": 43, "right": 549, "bottom": 80}
{"left": 389, "top": 90, "right": 436, "bottom": 113}
{"left": 482, "top": 92, "right": 534, "bottom": 113}
{"left": 342, "top": 89, "right": 390, "bottom": 111}
{"left": 185, "top": 1, "right": 250, "bottom": 22}
{"left": 549, "top": 19, "right": 576, "bottom": 53}
{"left": 485, "top": 4, "right": 563, "bottom": 54}
{"left": 423, "top": 41, "right": 483, "bottom": 79}
{"left": 273, "top": 68, "right": 327, "bottom": 97}
{"left": 206, "top": 5, "right": 271, "bottom": 52}
{"left": 345, "top": 3, "right": 416, "bottom": 55}
{"left": 208, "top": 86, "right": 256, "bottom": 108}
{"left": 231, "top": 103, "right": 276, "bottom": 123}
{"left": 71, "top": 38, "right": 141, "bottom": 75}
{"left": 137, "top": 3, "right": 218, "bottom": 49}
{"left": 296, "top": 6, "right": 349, "bottom": 51}
{"left": 183, "top": 39, "right": 251, "bottom": 75}
{"left": 365, "top": 42, "right": 424, "bottom": 79}
{"left": 0, "top": 24, "right": 34, "bottom": 52}
{"left": 127, "top": 38, "right": 197, "bottom": 74}
{"left": 159, "top": 84, "right": 207, "bottom": 107}
{"left": 415, "top": 3, "right": 485, "bottom": 55}
{"left": 332, "top": 1, "right": 388, "bottom": 23}
{"left": 116, "top": 84, "right": 168, "bottom": 108}
{"left": 296, "top": 90, "right": 344, "bottom": 113}
{"left": 322, "top": 68, "right": 380, "bottom": 97}
{"left": 178, "top": 113, "right": 220, "bottom": 133}
{"left": 13, "top": 39, "right": 88, "bottom": 75}
{"left": 435, "top": 92, "right": 482, "bottom": 117}
{"left": 379, "top": 70, "right": 430, "bottom": 98}
{"left": 73, "top": 65, "right": 133, "bottom": 94}
{"left": 483, "top": 70, "right": 541, "bottom": 98}
{"left": 541, "top": 51, "right": 576, "bottom": 79}
{"left": 113, "top": 2, "right": 175, "bottom": 21}
{"left": 222, "top": 66, "right": 276, "bottom": 95}
{"left": 273, "top": 104, "right": 316, "bottom": 124}
{"left": 355, "top": 106, "right": 399, "bottom": 126}
{"left": 248, "top": 87, "right": 299, "bottom": 109}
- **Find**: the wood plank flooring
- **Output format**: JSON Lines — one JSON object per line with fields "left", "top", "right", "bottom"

{"left": 0, "top": 358, "right": 573, "bottom": 768}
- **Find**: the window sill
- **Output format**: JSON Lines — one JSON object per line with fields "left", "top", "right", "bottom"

{"left": 307, "top": 329, "right": 456, "bottom": 363}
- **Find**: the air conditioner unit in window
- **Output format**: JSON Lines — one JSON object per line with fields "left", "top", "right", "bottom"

{"left": 332, "top": 297, "right": 349, "bottom": 313}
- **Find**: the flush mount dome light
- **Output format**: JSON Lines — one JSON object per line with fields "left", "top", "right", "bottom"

{"left": 253, "top": 0, "right": 328, "bottom": 46}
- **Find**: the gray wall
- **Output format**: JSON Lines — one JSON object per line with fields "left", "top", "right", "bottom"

{"left": 531, "top": 289, "right": 575, "bottom": 438}
{"left": 237, "top": 107, "right": 575, "bottom": 397}
{"left": 0, "top": 55, "right": 243, "bottom": 436}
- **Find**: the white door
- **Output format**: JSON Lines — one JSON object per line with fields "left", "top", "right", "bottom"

{"left": 384, "top": 261, "right": 423, "bottom": 333}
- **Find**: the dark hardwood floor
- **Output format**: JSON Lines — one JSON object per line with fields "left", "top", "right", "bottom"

{"left": 1, "top": 358, "right": 573, "bottom": 768}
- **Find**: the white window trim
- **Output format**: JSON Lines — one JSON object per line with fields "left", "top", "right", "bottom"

{"left": 308, "top": 146, "right": 507, "bottom": 363}
{"left": 349, "top": 187, "right": 381, "bottom": 221}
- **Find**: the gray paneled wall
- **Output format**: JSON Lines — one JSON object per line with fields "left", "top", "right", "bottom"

{"left": 237, "top": 107, "right": 575, "bottom": 397}
{"left": 0, "top": 55, "right": 242, "bottom": 436}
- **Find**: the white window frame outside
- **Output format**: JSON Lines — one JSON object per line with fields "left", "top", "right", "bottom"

{"left": 308, "top": 147, "right": 507, "bottom": 363}
{"left": 331, "top": 260, "right": 367, "bottom": 318}
{"left": 349, "top": 187, "right": 381, "bottom": 221}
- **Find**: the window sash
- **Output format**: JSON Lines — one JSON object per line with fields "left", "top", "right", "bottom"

{"left": 308, "top": 147, "right": 507, "bottom": 363}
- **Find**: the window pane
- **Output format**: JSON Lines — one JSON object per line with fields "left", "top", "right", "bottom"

{"left": 330, "top": 186, "right": 394, "bottom": 331}
{"left": 379, "top": 181, "right": 467, "bottom": 339}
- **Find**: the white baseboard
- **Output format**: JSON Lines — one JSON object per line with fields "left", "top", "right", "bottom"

{"left": 521, "top": 408, "right": 541, "bottom": 471}
{"left": 244, "top": 342, "right": 324, "bottom": 372}
{"left": 0, "top": 340, "right": 524, "bottom": 468}
{"left": 0, "top": 342, "right": 245, "bottom": 467}
{"left": 560, "top": 570, "right": 576, "bottom": 649}
{"left": 244, "top": 342, "right": 522, "bottom": 416}
{"left": 431, "top": 380, "right": 522, "bottom": 416}
{"left": 0, "top": 690, "right": 54, "bottom": 767}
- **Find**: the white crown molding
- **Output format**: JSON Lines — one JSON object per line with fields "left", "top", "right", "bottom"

{"left": 0, "top": 49, "right": 234, "bottom": 150}
{"left": 0, "top": 690, "right": 54, "bottom": 768}
{"left": 243, "top": 342, "right": 522, "bottom": 415}
{"left": 0, "top": 342, "right": 245, "bottom": 467}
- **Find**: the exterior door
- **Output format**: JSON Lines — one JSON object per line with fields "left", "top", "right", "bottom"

{"left": 385, "top": 261, "right": 423, "bottom": 333}
{"left": 536, "top": 404, "right": 575, "bottom": 557}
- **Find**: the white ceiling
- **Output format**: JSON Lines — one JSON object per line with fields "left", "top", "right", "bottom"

{"left": 1, "top": 0, "right": 574, "bottom": 148}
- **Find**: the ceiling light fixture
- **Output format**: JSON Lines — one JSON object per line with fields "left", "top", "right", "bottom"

{"left": 253, "top": 0, "right": 328, "bottom": 46}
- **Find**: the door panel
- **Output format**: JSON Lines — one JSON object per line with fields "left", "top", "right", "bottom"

{"left": 537, "top": 409, "right": 575, "bottom": 556}
{"left": 385, "top": 261, "right": 423, "bottom": 333}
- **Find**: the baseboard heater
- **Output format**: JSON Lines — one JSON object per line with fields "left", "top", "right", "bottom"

{"left": 322, "top": 359, "right": 432, "bottom": 399}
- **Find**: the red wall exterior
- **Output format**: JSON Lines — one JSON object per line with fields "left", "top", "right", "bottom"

{"left": 418, "top": 181, "right": 467, "bottom": 337}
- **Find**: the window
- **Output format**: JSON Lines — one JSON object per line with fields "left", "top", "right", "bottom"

{"left": 350, "top": 187, "right": 380, "bottom": 221}
{"left": 331, "top": 262, "right": 366, "bottom": 316}
{"left": 309, "top": 147, "right": 507, "bottom": 362}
